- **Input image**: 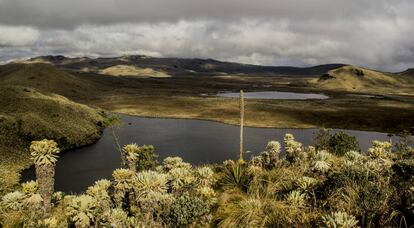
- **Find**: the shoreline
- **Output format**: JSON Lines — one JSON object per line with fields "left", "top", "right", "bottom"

{"left": 114, "top": 111, "right": 397, "bottom": 134}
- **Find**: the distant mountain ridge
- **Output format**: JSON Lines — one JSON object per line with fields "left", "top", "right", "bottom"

{"left": 21, "top": 55, "right": 346, "bottom": 77}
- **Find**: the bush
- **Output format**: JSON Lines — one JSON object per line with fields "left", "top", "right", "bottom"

{"left": 314, "top": 128, "right": 332, "bottom": 151}
{"left": 215, "top": 196, "right": 266, "bottom": 227}
{"left": 328, "top": 132, "right": 359, "bottom": 156}
{"left": 162, "top": 192, "right": 209, "bottom": 227}
{"left": 322, "top": 211, "right": 359, "bottom": 228}
{"left": 220, "top": 161, "right": 251, "bottom": 192}
{"left": 136, "top": 145, "right": 158, "bottom": 171}
{"left": 392, "top": 159, "right": 414, "bottom": 179}
{"left": 395, "top": 131, "right": 414, "bottom": 158}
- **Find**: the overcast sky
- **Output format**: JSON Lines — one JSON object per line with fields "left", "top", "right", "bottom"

{"left": 0, "top": 0, "right": 413, "bottom": 71}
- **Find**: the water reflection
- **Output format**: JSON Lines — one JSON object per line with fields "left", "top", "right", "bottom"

{"left": 217, "top": 91, "right": 329, "bottom": 100}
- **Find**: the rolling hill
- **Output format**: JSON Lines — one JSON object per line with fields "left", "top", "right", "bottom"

{"left": 399, "top": 68, "right": 414, "bottom": 78}
{"left": 0, "top": 84, "right": 105, "bottom": 194}
{"left": 0, "top": 63, "right": 102, "bottom": 98}
{"left": 0, "top": 63, "right": 106, "bottom": 194}
{"left": 98, "top": 64, "right": 171, "bottom": 77}
{"left": 310, "top": 65, "right": 414, "bottom": 94}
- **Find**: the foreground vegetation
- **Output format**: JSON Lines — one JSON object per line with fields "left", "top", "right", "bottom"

{"left": 1, "top": 131, "right": 414, "bottom": 227}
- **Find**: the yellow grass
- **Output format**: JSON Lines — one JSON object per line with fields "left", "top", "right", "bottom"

{"left": 310, "top": 66, "right": 414, "bottom": 95}
{"left": 99, "top": 65, "right": 170, "bottom": 78}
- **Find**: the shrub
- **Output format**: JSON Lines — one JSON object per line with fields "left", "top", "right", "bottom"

{"left": 112, "top": 169, "right": 135, "bottom": 208}
{"left": 137, "top": 190, "right": 174, "bottom": 217}
{"left": 314, "top": 128, "right": 332, "bottom": 151}
{"left": 122, "top": 143, "right": 139, "bottom": 172}
{"left": 168, "top": 167, "right": 196, "bottom": 192}
{"left": 285, "top": 190, "right": 307, "bottom": 207}
{"left": 162, "top": 192, "right": 209, "bottom": 227}
{"left": 195, "top": 186, "right": 216, "bottom": 204}
{"left": 265, "top": 200, "right": 314, "bottom": 227}
{"left": 367, "top": 140, "right": 392, "bottom": 159}
{"left": 163, "top": 156, "right": 191, "bottom": 171}
{"left": 1, "top": 191, "right": 25, "bottom": 211}
{"left": 195, "top": 166, "right": 215, "bottom": 187}
{"left": 395, "top": 131, "right": 414, "bottom": 158}
{"left": 136, "top": 145, "right": 158, "bottom": 171}
{"left": 265, "top": 141, "right": 281, "bottom": 167}
{"left": 312, "top": 150, "right": 332, "bottom": 173}
{"left": 296, "top": 176, "right": 318, "bottom": 192}
{"left": 86, "top": 179, "right": 112, "bottom": 214}
{"left": 322, "top": 211, "right": 359, "bottom": 228}
{"left": 284, "top": 134, "right": 303, "bottom": 163}
{"left": 408, "top": 187, "right": 414, "bottom": 214}
{"left": 30, "top": 139, "right": 60, "bottom": 166}
{"left": 30, "top": 139, "right": 60, "bottom": 216}
{"left": 324, "top": 163, "right": 393, "bottom": 227}
{"left": 135, "top": 170, "right": 168, "bottom": 197}
{"left": 392, "top": 159, "right": 414, "bottom": 179}
{"left": 65, "top": 194, "right": 98, "bottom": 228}
{"left": 21, "top": 181, "right": 39, "bottom": 194}
{"left": 103, "top": 208, "right": 130, "bottom": 228}
{"left": 328, "top": 132, "right": 359, "bottom": 156}
{"left": 220, "top": 161, "right": 250, "bottom": 192}
{"left": 215, "top": 197, "right": 266, "bottom": 228}
{"left": 251, "top": 141, "right": 281, "bottom": 169}
{"left": 344, "top": 151, "right": 364, "bottom": 163}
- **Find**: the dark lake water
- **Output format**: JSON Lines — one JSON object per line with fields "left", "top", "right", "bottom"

{"left": 22, "top": 115, "right": 395, "bottom": 193}
{"left": 217, "top": 91, "right": 329, "bottom": 100}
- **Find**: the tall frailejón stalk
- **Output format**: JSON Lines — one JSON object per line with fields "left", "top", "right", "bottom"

{"left": 239, "top": 90, "right": 244, "bottom": 162}
{"left": 104, "top": 114, "right": 124, "bottom": 166}
{"left": 29, "top": 139, "right": 60, "bottom": 217}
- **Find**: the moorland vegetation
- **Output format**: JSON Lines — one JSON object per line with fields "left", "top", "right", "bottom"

{"left": 1, "top": 128, "right": 414, "bottom": 227}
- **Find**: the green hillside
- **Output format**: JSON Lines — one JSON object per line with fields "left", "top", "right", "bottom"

{"left": 0, "top": 63, "right": 100, "bottom": 99}
{"left": 310, "top": 66, "right": 414, "bottom": 95}
{"left": 0, "top": 65, "right": 105, "bottom": 195}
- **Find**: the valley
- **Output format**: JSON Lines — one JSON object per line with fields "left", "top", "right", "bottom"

{"left": 0, "top": 58, "right": 412, "bottom": 182}
{"left": 1, "top": 55, "right": 414, "bottom": 227}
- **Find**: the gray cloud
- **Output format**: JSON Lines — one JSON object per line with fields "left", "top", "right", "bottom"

{"left": 0, "top": 0, "right": 404, "bottom": 28}
{"left": 0, "top": 0, "right": 413, "bottom": 71}
{"left": 0, "top": 25, "right": 39, "bottom": 46}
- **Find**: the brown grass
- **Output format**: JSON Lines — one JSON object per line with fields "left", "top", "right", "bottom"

{"left": 83, "top": 91, "right": 414, "bottom": 133}
{"left": 309, "top": 66, "right": 414, "bottom": 95}
{"left": 99, "top": 65, "right": 170, "bottom": 78}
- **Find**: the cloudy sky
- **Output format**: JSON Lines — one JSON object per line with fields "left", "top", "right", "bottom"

{"left": 0, "top": 0, "right": 413, "bottom": 71}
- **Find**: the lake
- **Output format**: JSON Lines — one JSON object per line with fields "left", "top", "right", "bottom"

{"left": 21, "top": 115, "right": 395, "bottom": 193}
{"left": 217, "top": 91, "right": 329, "bottom": 100}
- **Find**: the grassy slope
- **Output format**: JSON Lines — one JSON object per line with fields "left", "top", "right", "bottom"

{"left": 0, "top": 63, "right": 101, "bottom": 100}
{"left": 99, "top": 65, "right": 171, "bottom": 77}
{"left": 0, "top": 64, "right": 105, "bottom": 195}
{"left": 309, "top": 66, "right": 414, "bottom": 95}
